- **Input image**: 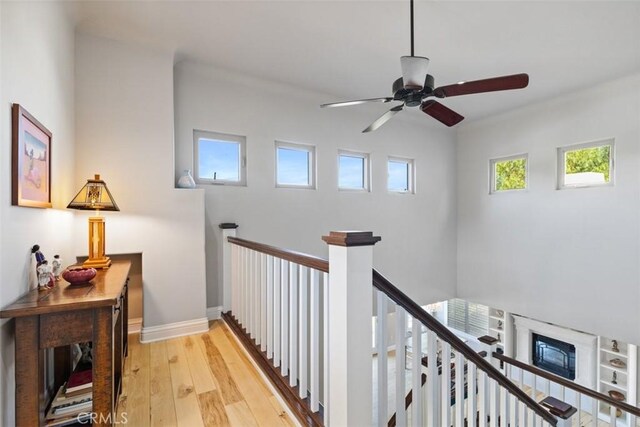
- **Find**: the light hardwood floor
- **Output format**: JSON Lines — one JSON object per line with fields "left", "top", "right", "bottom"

{"left": 116, "top": 320, "right": 297, "bottom": 427}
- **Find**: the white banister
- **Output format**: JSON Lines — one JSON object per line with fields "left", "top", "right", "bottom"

{"left": 266, "top": 254, "right": 274, "bottom": 358}
{"left": 395, "top": 306, "right": 407, "bottom": 427}
{"left": 425, "top": 329, "right": 439, "bottom": 427}
{"left": 376, "top": 290, "right": 388, "bottom": 427}
{"left": 441, "top": 341, "right": 452, "bottom": 427}
{"left": 310, "top": 269, "right": 321, "bottom": 412}
{"left": 298, "top": 266, "right": 309, "bottom": 400}
{"left": 219, "top": 223, "right": 238, "bottom": 312}
{"left": 322, "top": 231, "right": 380, "bottom": 427}
{"left": 273, "top": 257, "right": 281, "bottom": 367}
{"left": 455, "top": 351, "right": 464, "bottom": 427}
{"left": 289, "top": 262, "right": 299, "bottom": 388}
{"left": 411, "top": 319, "right": 423, "bottom": 427}
{"left": 281, "top": 260, "right": 289, "bottom": 374}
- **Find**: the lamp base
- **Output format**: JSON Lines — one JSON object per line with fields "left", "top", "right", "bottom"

{"left": 83, "top": 256, "right": 112, "bottom": 269}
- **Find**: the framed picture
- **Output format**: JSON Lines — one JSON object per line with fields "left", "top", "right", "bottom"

{"left": 12, "top": 104, "right": 52, "bottom": 208}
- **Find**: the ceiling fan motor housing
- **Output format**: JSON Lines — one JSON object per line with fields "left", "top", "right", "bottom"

{"left": 392, "top": 74, "right": 435, "bottom": 107}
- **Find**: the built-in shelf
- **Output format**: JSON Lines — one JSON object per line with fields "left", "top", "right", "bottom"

{"left": 597, "top": 336, "right": 637, "bottom": 427}
{"left": 488, "top": 307, "right": 510, "bottom": 355}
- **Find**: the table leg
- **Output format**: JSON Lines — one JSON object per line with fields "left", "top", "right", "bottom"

{"left": 93, "top": 306, "right": 114, "bottom": 426}
{"left": 15, "top": 316, "right": 44, "bottom": 426}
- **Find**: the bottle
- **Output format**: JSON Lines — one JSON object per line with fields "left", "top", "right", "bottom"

{"left": 177, "top": 170, "right": 196, "bottom": 189}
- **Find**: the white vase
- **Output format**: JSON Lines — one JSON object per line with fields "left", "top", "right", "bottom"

{"left": 177, "top": 170, "right": 196, "bottom": 188}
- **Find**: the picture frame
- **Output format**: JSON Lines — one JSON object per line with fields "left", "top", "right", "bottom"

{"left": 12, "top": 104, "right": 52, "bottom": 208}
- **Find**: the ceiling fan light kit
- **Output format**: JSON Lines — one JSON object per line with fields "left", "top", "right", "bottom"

{"left": 321, "top": 0, "right": 530, "bottom": 132}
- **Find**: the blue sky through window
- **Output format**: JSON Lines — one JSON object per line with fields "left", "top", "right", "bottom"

{"left": 339, "top": 155, "right": 365, "bottom": 189}
{"left": 388, "top": 160, "right": 410, "bottom": 191}
{"left": 277, "top": 147, "right": 310, "bottom": 186}
{"left": 198, "top": 138, "right": 240, "bottom": 181}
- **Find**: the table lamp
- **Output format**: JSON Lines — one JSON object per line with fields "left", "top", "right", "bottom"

{"left": 67, "top": 174, "right": 119, "bottom": 269}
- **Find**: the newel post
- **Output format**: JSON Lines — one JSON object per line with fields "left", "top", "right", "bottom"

{"left": 322, "top": 231, "right": 381, "bottom": 427}
{"left": 219, "top": 223, "right": 239, "bottom": 313}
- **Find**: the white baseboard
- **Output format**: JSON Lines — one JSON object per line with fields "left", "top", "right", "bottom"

{"left": 140, "top": 317, "right": 209, "bottom": 343}
{"left": 128, "top": 317, "right": 143, "bottom": 334}
{"left": 207, "top": 306, "right": 223, "bottom": 321}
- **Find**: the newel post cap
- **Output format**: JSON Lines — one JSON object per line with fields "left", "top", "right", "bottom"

{"left": 219, "top": 223, "right": 239, "bottom": 229}
{"left": 322, "top": 231, "right": 382, "bottom": 247}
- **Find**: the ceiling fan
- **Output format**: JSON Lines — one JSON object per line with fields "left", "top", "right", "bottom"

{"left": 320, "top": 0, "right": 529, "bottom": 133}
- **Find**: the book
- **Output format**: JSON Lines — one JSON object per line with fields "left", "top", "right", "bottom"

{"left": 65, "top": 369, "right": 92, "bottom": 394}
{"left": 52, "top": 400, "right": 92, "bottom": 417}
{"left": 51, "top": 385, "right": 92, "bottom": 407}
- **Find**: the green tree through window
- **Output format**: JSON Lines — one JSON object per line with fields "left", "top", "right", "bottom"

{"left": 565, "top": 145, "right": 610, "bottom": 182}
{"left": 495, "top": 157, "right": 526, "bottom": 191}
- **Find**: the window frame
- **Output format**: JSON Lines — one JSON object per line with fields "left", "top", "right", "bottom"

{"left": 387, "top": 156, "right": 415, "bottom": 194}
{"left": 275, "top": 140, "right": 317, "bottom": 189}
{"left": 338, "top": 150, "right": 370, "bottom": 192}
{"left": 557, "top": 138, "right": 615, "bottom": 190}
{"left": 193, "top": 129, "right": 247, "bottom": 186}
{"left": 489, "top": 153, "right": 529, "bottom": 194}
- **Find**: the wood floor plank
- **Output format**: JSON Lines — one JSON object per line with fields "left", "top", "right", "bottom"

{"left": 116, "top": 334, "right": 132, "bottom": 422}
{"left": 198, "top": 390, "right": 230, "bottom": 427}
{"left": 149, "top": 341, "right": 178, "bottom": 426}
{"left": 200, "top": 334, "right": 243, "bottom": 405}
{"left": 126, "top": 334, "right": 151, "bottom": 427}
{"left": 268, "top": 395, "right": 297, "bottom": 427}
{"left": 225, "top": 401, "right": 260, "bottom": 427}
{"left": 183, "top": 335, "right": 217, "bottom": 394}
{"left": 210, "top": 325, "right": 289, "bottom": 427}
{"left": 166, "top": 338, "right": 205, "bottom": 427}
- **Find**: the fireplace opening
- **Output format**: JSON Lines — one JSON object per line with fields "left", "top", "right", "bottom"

{"left": 532, "top": 333, "right": 576, "bottom": 380}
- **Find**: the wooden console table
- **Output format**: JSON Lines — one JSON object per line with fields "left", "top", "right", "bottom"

{"left": 0, "top": 260, "right": 131, "bottom": 426}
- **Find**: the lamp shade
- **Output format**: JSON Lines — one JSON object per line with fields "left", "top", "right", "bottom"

{"left": 67, "top": 174, "right": 119, "bottom": 211}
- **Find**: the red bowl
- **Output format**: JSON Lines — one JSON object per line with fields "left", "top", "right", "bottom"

{"left": 62, "top": 268, "right": 97, "bottom": 285}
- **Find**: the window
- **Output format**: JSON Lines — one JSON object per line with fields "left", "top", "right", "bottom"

{"left": 338, "top": 151, "right": 370, "bottom": 191}
{"left": 558, "top": 140, "right": 613, "bottom": 189}
{"left": 446, "top": 299, "right": 489, "bottom": 338}
{"left": 490, "top": 154, "right": 528, "bottom": 193}
{"left": 193, "top": 130, "right": 246, "bottom": 185}
{"left": 387, "top": 157, "right": 414, "bottom": 193}
{"left": 275, "top": 141, "right": 316, "bottom": 189}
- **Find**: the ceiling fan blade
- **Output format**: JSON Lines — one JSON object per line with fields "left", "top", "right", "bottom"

{"left": 362, "top": 105, "right": 404, "bottom": 133}
{"left": 433, "top": 73, "right": 529, "bottom": 98}
{"left": 320, "top": 98, "right": 394, "bottom": 108}
{"left": 401, "top": 56, "right": 430, "bottom": 90}
{"left": 421, "top": 100, "right": 464, "bottom": 127}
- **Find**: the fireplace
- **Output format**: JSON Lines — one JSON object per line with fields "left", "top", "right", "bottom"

{"left": 532, "top": 333, "right": 576, "bottom": 380}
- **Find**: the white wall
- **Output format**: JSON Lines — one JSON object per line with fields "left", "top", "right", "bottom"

{"left": 457, "top": 73, "right": 640, "bottom": 345}
{"left": 174, "top": 61, "right": 458, "bottom": 309}
{"left": 0, "top": 2, "right": 76, "bottom": 424}
{"left": 74, "top": 35, "right": 207, "bottom": 335}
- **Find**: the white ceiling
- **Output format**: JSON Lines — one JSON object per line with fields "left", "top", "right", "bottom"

{"left": 74, "top": 1, "right": 640, "bottom": 124}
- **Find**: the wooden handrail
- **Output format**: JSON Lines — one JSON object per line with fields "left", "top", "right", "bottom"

{"left": 227, "top": 236, "right": 329, "bottom": 273}
{"left": 372, "top": 269, "right": 558, "bottom": 426}
{"left": 493, "top": 352, "right": 640, "bottom": 417}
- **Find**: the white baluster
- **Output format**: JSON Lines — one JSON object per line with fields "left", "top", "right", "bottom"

{"left": 299, "top": 266, "right": 309, "bottom": 400}
{"left": 426, "top": 329, "right": 440, "bottom": 426}
{"left": 289, "top": 263, "right": 299, "bottom": 388}
{"left": 441, "top": 341, "right": 452, "bottom": 427}
{"left": 250, "top": 250, "right": 257, "bottom": 339}
{"left": 509, "top": 392, "right": 518, "bottom": 427}
{"left": 395, "top": 306, "right": 407, "bottom": 427}
{"left": 591, "top": 397, "right": 598, "bottom": 427}
{"left": 467, "top": 361, "right": 477, "bottom": 427}
{"left": 322, "top": 271, "right": 330, "bottom": 425}
{"left": 239, "top": 247, "right": 245, "bottom": 326}
{"left": 266, "top": 255, "right": 274, "bottom": 359}
{"left": 478, "top": 371, "right": 487, "bottom": 427}
{"left": 610, "top": 404, "right": 617, "bottom": 427}
{"left": 489, "top": 379, "right": 499, "bottom": 427}
{"left": 575, "top": 392, "right": 581, "bottom": 427}
{"left": 247, "top": 249, "right": 253, "bottom": 334}
{"left": 455, "top": 351, "right": 464, "bottom": 427}
{"left": 281, "top": 260, "right": 289, "bottom": 374}
{"left": 500, "top": 388, "right": 509, "bottom": 427}
{"left": 544, "top": 378, "right": 551, "bottom": 397}
{"left": 376, "top": 291, "right": 388, "bottom": 427}
{"left": 231, "top": 244, "right": 238, "bottom": 317}
{"left": 412, "top": 320, "right": 423, "bottom": 427}
{"left": 260, "top": 253, "right": 267, "bottom": 351}
{"left": 273, "top": 257, "right": 281, "bottom": 367}
{"left": 310, "top": 269, "right": 320, "bottom": 412}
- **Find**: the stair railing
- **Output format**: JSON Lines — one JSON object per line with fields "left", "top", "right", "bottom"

{"left": 491, "top": 351, "right": 640, "bottom": 427}
{"left": 219, "top": 226, "right": 560, "bottom": 427}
